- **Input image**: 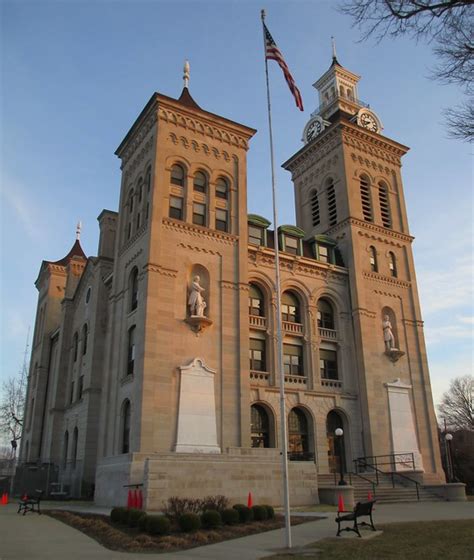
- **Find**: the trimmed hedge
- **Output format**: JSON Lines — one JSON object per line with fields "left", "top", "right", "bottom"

{"left": 146, "top": 514, "right": 171, "bottom": 536}
{"left": 201, "top": 509, "right": 222, "bottom": 529}
{"left": 110, "top": 507, "right": 129, "bottom": 524}
{"left": 138, "top": 512, "right": 148, "bottom": 532}
{"left": 178, "top": 512, "right": 202, "bottom": 532}
{"left": 263, "top": 505, "right": 275, "bottom": 519}
{"left": 251, "top": 505, "right": 268, "bottom": 521}
{"left": 128, "top": 508, "right": 144, "bottom": 527}
{"left": 221, "top": 507, "right": 240, "bottom": 525}
{"left": 233, "top": 504, "right": 253, "bottom": 523}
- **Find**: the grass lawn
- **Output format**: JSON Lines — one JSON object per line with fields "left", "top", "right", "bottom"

{"left": 268, "top": 520, "right": 474, "bottom": 560}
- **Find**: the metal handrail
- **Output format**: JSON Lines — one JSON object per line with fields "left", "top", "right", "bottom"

{"left": 354, "top": 453, "right": 416, "bottom": 472}
{"left": 348, "top": 471, "right": 377, "bottom": 497}
{"left": 354, "top": 458, "right": 420, "bottom": 500}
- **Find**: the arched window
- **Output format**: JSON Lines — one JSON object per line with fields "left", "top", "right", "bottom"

{"left": 346, "top": 87, "right": 353, "bottom": 100}
{"left": 360, "top": 176, "right": 373, "bottom": 222}
{"left": 317, "top": 299, "right": 335, "bottom": 330}
{"left": 170, "top": 163, "right": 185, "bottom": 186}
{"left": 63, "top": 431, "right": 69, "bottom": 468}
{"left": 136, "top": 178, "right": 143, "bottom": 230}
{"left": 379, "top": 182, "right": 392, "bottom": 228}
{"left": 72, "top": 427, "right": 78, "bottom": 468}
{"left": 310, "top": 190, "right": 320, "bottom": 227}
{"left": 130, "top": 267, "right": 139, "bottom": 311}
{"left": 193, "top": 170, "right": 207, "bottom": 193}
{"left": 216, "top": 177, "right": 229, "bottom": 199}
{"left": 73, "top": 332, "right": 78, "bottom": 362}
{"left": 251, "top": 404, "right": 270, "bottom": 448}
{"left": 249, "top": 284, "right": 264, "bottom": 317}
{"left": 126, "top": 190, "right": 134, "bottom": 240}
{"left": 282, "top": 291, "right": 300, "bottom": 323}
{"left": 144, "top": 167, "right": 151, "bottom": 221}
{"left": 288, "top": 408, "right": 309, "bottom": 457}
{"left": 327, "top": 179, "right": 337, "bottom": 226}
{"left": 339, "top": 85, "right": 344, "bottom": 96}
{"left": 369, "top": 246, "right": 378, "bottom": 272}
{"left": 127, "top": 326, "right": 136, "bottom": 376}
{"left": 122, "top": 400, "right": 131, "bottom": 454}
{"left": 82, "top": 324, "right": 88, "bottom": 355}
{"left": 388, "top": 252, "right": 397, "bottom": 278}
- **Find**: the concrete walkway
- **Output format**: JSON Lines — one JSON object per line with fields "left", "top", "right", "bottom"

{"left": 1, "top": 501, "right": 473, "bottom": 560}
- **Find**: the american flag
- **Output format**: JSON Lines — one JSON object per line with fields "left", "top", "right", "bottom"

{"left": 264, "top": 23, "right": 304, "bottom": 111}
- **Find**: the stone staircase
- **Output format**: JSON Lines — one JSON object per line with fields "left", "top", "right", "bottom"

{"left": 318, "top": 472, "right": 443, "bottom": 504}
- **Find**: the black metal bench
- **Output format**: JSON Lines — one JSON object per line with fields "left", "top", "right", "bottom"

{"left": 17, "top": 490, "right": 44, "bottom": 516}
{"left": 336, "top": 499, "right": 376, "bottom": 537}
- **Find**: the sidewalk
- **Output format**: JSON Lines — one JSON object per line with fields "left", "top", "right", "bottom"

{"left": 1, "top": 501, "right": 473, "bottom": 560}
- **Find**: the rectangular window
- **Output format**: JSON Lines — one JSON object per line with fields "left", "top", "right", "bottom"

{"left": 249, "top": 338, "right": 265, "bottom": 371}
{"left": 127, "top": 327, "right": 136, "bottom": 376}
{"left": 193, "top": 203, "right": 206, "bottom": 226}
{"left": 282, "top": 304, "right": 297, "bottom": 323}
{"left": 169, "top": 196, "right": 183, "bottom": 220}
{"left": 249, "top": 226, "right": 264, "bottom": 246}
{"left": 285, "top": 236, "right": 299, "bottom": 255}
{"left": 318, "top": 245, "right": 329, "bottom": 263}
{"left": 249, "top": 297, "right": 262, "bottom": 317}
{"left": 215, "top": 209, "right": 228, "bottom": 232}
{"left": 320, "top": 349, "right": 338, "bottom": 380}
{"left": 78, "top": 376, "right": 84, "bottom": 400}
{"left": 283, "top": 344, "right": 303, "bottom": 376}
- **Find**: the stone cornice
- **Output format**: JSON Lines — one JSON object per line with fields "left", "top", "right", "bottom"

{"left": 145, "top": 263, "right": 178, "bottom": 277}
{"left": 120, "top": 110, "right": 157, "bottom": 168}
{"left": 363, "top": 271, "right": 411, "bottom": 289}
{"left": 123, "top": 136, "right": 154, "bottom": 177}
{"left": 221, "top": 280, "right": 249, "bottom": 292}
{"left": 327, "top": 217, "right": 413, "bottom": 244}
{"left": 352, "top": 307, "right": 377, "bottom": 319}
{"left": 403, "top": 318, "right": 424, "bottom": 327}
{"left": 168, "top": 132, "right": 234, "bottom": 163}
{"left": 163, "top": 218, "right": 237, "bottom": 246}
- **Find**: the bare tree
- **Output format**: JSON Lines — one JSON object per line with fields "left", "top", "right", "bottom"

{"left": 339, "top": 0, "right": 474, "bottom": 141}
{"left": 438, "top": 375, "right": 474, "bottom": 430}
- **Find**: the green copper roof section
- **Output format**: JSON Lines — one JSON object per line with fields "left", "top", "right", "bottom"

{"left": 278, "top": 225, "right": 306, "bottom": 238}
{"left": 311, "top": 234, "right": 338, "bottom": 246}
{"left": 248, "top": 214, "right": 271, "bottom": 228}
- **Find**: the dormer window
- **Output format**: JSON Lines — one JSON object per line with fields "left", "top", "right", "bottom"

{"left": 248, "top": 215, "right": 271, "bottom": 247}
{"left": 318, "top": 245, "right": 329, "bottom": 263}
{"left": 285, "top": 236, "right": 299, "bottom": 255}
{"left": 249, "top": 225, "right": 264, "bottom": 246}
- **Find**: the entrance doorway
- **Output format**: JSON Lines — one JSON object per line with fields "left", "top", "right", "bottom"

{"left": 326, "top": 410, "right": 346, "bottom": 473}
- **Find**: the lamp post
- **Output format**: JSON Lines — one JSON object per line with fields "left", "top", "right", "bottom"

{"left": 445, "top": 433, "right": 454, "bottom": 483}
{"left": 335, "top": 428, "right": 347, "bottom": 486}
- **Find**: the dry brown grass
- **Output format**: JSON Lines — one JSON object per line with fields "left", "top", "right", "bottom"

{"left": 46, "top": 510, "right": 316, "bottom": 553}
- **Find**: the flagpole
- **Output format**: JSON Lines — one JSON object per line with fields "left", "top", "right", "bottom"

{"left": 261, "top": 8, "right": 292, "bottom": 550}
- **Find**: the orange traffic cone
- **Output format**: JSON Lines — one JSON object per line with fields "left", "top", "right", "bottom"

{"left": 4, "top": 493, "right": 8, "bottom": 504}
{"left": 338, "top": 494, "right": 345, "bottom": 512}
{"left": 368, "top": 490, "right": 373, "bottom": 501}
{"left": 127, "top": 489, "right": 133, "bottom": 508}
{"left": 137, "top": 489, "right": 143, "bottom": 510}
{"left": 1, "top": 493, "right": 5, "bottom": 505}
{"left": 247, "top": 492, "right": 253, "bottom": 508}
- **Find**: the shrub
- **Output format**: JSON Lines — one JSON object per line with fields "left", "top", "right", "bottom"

{"left": 251, "top": 505, "right": 268, "bottom": 521}
{"left": 263, "top": 505, "right": 275, "bottom": 519}
{"left": 201, "top": 495, "right": 229, "bottom": 513}
{"left": 178, "top": 512, "right": 201, "bottom": 532}
{"left": 221, "top": 508, "right": 240, "bottom": 525}
{"left": 138, "top": 513, "right": 148, "bottom": 532}
{"left": 233, "top": 504, "right": 253, "bottom": 523}
{"left": 145, "top": 514, "right": 171, "bottom": 536}
{"left": 110, "top": 506, "right": 129, "bottom": 524}
{"left": 163, "top": 496, "right": 202, "bottom": 521}
{"left": 201, "top": 509, "right": 222, "bottom": 529}
{"left": 128, "top": 508, "right": 144, "bottom": 527}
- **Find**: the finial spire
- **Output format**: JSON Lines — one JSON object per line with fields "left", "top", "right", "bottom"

{"left": 331, "top": 36, "right": 337, "bottom": 61}
{"left": 76, "top": 221, "right": 82, "bottom": 240}
{"left": 183, "top": 60, "right": 190, "bottom": 89}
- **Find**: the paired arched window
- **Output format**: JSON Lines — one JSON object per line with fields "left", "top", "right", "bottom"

{"left": 193, "top": 170, "right": 208, "bottom": 193}
{"left": 310, "top": 190, "right": 320, "bottom": 227}
{"left": 281, "top": 291, "right": 300, "bottom": 323}
{"left": 129, "top": 267, "right": 139, "bottom": 311}
{"left": 360, "top": 175, "right": 373, "bottom": 222}
{"left": 388, "top": 252, "right": 397, "bottom": 277}
{"left": 251, "top": 404, "right": 270, "bottom": 448}
{"left": 144, "top": 166, "right": 151, "bottom": 221}
{"left": 72, "top": 427, "right": 78, "bottom": 468}
{"left": 317, "top": 299, "right": 335, "bottom": 330}
{"left": 136, "top": 177, "right": 143, "bottom": 230}
{"left": 127, "top": 326, "right": 136, "bottom": 376}
{"left": 249, "top": 284, "right": 264, "bottom": 317}
{"left": 82, "top": 324, "right": 88, "bottom": 356}
{"left": 170, "top": 164, "right": 185, "bottom": 186}
{"left": 73, "top": 332, "right": 79, "bottom": 362}
{"left": 327, "top": 179, "right": 337, "bottom": 226}
{"left": 369, "top": 246, "right": 378, "bottom": 272}
{"left": 63, "top": 431, "right": 69, "bottom": 468}
{"left": 126, "top": 190, "right": 134, "bottom": 240}
{"left": 378, "top": 182, "right": 392, "bottom": 228}
{"left": 121, "top": 399, "right": 131, "bottom": 454}
{"left": 288, "top": 408, "right": 309, "bottom": 456}
{"left": 216, "top": 177, "right": 228, "bottom": 199}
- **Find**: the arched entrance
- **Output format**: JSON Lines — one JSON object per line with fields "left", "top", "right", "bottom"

{"left": 326, "top": 410, "right": 346, "bottom": 473}
{"left": 251, "top": 404, "right": 270, "bottom": 448}
{"left": 288, "top": 407, "right": 310, "bottom": 460}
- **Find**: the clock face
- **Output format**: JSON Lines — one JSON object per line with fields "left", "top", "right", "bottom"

{"left": 306, "top": 119, "right": 322, "bottom": 142}
{"left": 359, "top": 112, "right": 379, "bottom": 133}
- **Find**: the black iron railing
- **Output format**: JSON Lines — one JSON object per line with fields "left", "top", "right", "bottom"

{"left": 354, "top": 453, "right": 416, "bottom": 474}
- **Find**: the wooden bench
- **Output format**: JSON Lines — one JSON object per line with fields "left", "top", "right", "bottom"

{"left": 17, "top": 490, "right": 44, "bottom": 516}
{"left": 336, "top": 499, "right": 376, "bottom": 537}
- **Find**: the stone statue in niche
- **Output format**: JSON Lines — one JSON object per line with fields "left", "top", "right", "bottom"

{"left": 188, "top": 275, "right": 207, "bottom": 317}
{"left": 383, "top": 315, "right": 396, "bottom": 351}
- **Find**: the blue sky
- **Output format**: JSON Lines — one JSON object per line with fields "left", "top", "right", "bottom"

{"left": 1, "top": 0, "right": 472, "bottom": 410}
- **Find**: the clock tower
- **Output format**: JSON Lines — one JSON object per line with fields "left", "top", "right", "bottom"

{"left": 284, "top": 56, "right": 444, "bottom": 482}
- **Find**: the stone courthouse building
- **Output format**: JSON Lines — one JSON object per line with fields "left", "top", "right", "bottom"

{"left": 20, "top": 57, "right": 445, "bottom": 507}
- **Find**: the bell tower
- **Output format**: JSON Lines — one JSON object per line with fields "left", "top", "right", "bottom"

{"left": 283, "top": 56, "right": 444, "bottom": 482}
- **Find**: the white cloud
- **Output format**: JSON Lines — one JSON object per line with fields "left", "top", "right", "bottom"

{"left": 425, "top": 322, "right": 473, "bottom": 345}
